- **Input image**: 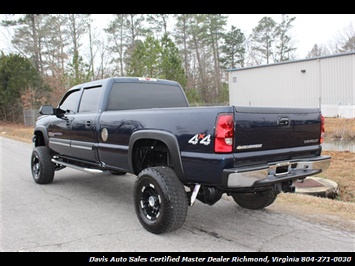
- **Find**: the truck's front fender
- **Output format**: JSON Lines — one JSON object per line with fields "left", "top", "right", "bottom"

{"left": 33, "top": 125, "right": 49, "bottom": 147}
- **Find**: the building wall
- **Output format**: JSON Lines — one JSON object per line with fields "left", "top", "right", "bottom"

{"left": 320, "top": 54, "right": 355, "bottom": 105}
{"left": 228, "top": 53, "right": 355, "bottom": 115}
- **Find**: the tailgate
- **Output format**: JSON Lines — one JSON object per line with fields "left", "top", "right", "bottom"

{"left": 234, "top": 106, "right": 322, "bottom": 152}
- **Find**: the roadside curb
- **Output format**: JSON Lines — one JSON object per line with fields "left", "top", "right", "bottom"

{"left": 294, "top": 176, "right": 339, "bottom": 199}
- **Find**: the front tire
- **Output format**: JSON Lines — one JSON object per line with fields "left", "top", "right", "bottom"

{"left": 231, "top": 185, "right": 279, "bottom": 210}
{"left": 31, "top": 146, "right": 55, "bottom": 184}
{"left": 134, "top": 166, "right": 188, "bottom": 234}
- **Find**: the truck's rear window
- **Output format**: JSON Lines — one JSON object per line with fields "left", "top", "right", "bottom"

{"left": 107, "top": 82, "right": 188, "bottom": 110}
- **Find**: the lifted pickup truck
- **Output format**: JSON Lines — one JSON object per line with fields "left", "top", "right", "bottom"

{"left": 31, "top": 77, "right": 331, "bottom": 234}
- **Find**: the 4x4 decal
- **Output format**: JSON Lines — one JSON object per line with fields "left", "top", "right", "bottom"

{"left": 188, "top": 133, "right": 211, "bottom": 145}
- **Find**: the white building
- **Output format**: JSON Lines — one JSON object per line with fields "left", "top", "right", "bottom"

{"left": 228, "top": 52, "right": 355, "bottom": 118}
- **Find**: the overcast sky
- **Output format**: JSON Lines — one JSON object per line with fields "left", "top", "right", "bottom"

{"left": 1, "top": 14, "right": 355, "bottom": 59}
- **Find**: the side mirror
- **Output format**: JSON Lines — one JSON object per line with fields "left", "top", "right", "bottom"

{"left": 39, "top": 105, "right": 54, "bottom": 115}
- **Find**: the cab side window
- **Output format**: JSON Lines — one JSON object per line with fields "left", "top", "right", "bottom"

{"left": 78, "top": 86, "right": 102, "bottom": 113}
{"left": 59, "top": 89, "right": 81, "bottom": 113}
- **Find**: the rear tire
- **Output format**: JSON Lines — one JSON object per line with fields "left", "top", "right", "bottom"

{"left": 31, "top": 146, "right": 55, "bottom": 184}
{"left": 134, "top": 166, "right": 188, "bottom": 234}
{"left": 231, "top": 185, "right": 279, "bottom": 210}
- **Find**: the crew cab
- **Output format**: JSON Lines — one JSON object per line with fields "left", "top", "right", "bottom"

{"left": 31, "top": 77, "right": 331, "bottom": 234}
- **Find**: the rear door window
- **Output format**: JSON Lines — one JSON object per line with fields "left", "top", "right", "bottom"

{"left": 78, "top": 86, "right": 102, "bottom": 113}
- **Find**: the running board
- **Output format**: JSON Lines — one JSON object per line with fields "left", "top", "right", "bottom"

{"left": 51, "top": 159, "right": 106, "bottom": 174}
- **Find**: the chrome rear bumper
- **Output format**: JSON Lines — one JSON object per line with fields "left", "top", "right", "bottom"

{"left": 223, "top": 155, "right": 331, "bottom": 188}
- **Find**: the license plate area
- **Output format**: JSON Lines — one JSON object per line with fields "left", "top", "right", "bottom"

{"left": 271, "top": 162, "right": 299, "bottom": 176}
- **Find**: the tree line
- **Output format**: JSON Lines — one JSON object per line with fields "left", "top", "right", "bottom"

{"left": 1, "top": 14, "right": 354, "bottom": 123}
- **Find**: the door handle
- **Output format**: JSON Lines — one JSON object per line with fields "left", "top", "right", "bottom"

{"left": 86, "top": 121, "right": 93, "bottom": 128}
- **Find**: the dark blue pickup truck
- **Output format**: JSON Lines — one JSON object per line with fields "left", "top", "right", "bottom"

{"left": 31, "top": 77, "right": 331, "bottom": 234}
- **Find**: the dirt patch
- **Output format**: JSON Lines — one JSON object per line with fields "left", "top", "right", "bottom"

{"left": 321, "top": 150, "right": 355, "bottom": 203}
{"left": 324, "top": 117, "right": 355, "bottom": 142}
{"left": 0, "top": 123, "right": 34, "bottom": 143}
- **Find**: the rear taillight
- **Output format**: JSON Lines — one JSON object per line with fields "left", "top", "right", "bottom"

{"left": 214, "top": 113, "right": 234, "bottom": 153}
{"left": 320, "top": 114, "right": 325, "bottom": 144}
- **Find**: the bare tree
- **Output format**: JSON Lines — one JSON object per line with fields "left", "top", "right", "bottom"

{"left": 306, "top": 44, "right": 329, "bottom": 58}
{"left": 205, "top": 14, "right": 228, "bottom": 100}
{"left": 173, "top": 14, "right": 194, "bottom": 90}
{"left": 146, "top": 14, "right": 171, "bottom": 39}
{"left": 2, "top": 14, "right": 50, "bottom": 73}
{"left": 86, "top": 16, "right": 108, "bottom": 80}
{"left": 105, "top": 14, "right": 129, "bottom": 76}
{"left": 273, "top": 14, "right": 297, "bottom": 62}
{"left": 66, "top": 14, "right": 90, "bottom": 85}
{"left": 330, "top": 23, "right": 355, "bottom": 54}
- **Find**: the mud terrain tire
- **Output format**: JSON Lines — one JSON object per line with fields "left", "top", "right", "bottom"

{"left": 134, "top": 166, "right": 188, "bottom": 234}
{"left": 31, "top": 146, "right": 55, "bottom": 184}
